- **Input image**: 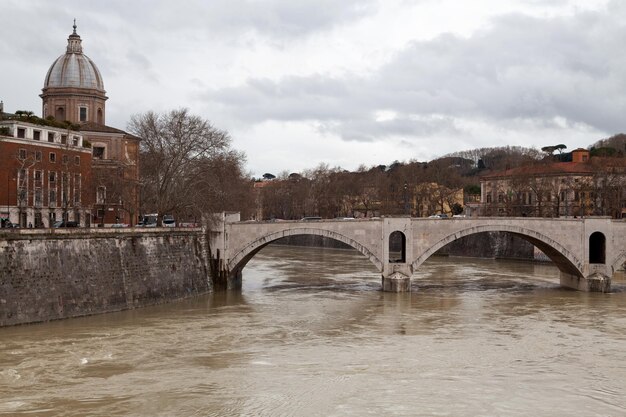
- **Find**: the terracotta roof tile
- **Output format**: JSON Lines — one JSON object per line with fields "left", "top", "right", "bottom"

{"left": 481, "top": 162, "right": 594, "bottom": 179}
{"left": 481, "top": 158, "right": 626, "bottom": 180}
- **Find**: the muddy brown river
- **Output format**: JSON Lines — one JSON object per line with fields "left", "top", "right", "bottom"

{"left": 1, "top": 245, "right": 625, "bottom": 416}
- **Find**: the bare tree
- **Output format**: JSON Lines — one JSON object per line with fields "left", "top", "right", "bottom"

{"left": 128, "top": 108, "right": 251, "bottom": 224}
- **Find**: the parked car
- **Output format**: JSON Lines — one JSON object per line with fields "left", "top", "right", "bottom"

{"left": 162, "top": 215, "right": 176, "bottom": 227}
{"left": 137, "top": 214, "right": 158, "bottom": 227}
{"left": 52, "top": 220, "right": 79, "bottom": 228}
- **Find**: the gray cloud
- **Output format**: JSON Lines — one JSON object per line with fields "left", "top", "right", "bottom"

{"left": 54, "top": 0, "right": 377, "bottom": 39}
{"left": 201, "top": 3, "right": 626, "bottom": 143}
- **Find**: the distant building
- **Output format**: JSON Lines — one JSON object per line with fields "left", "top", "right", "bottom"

{"left": 412, "top": 182, "right": 464, "bottom": 217}
{"left": 480, "top": 149, "right": 626, "bottom": 218}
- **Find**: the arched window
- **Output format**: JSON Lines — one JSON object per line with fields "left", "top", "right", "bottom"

{"left": 389, "top": 231, "right": 406, "bottom": 263}
{"left": 97, "top": 108, "right": 103, "bottom": 124}
{"left": 589, "top": 232, "right": 606, "bottom": 264}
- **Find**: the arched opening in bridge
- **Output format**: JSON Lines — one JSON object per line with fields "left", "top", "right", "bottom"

{"left": 589, "top": 232, "right": 606, "bottom": 264}
{"left": 226, "top": 234, "right": 382, "bottom": 292}
{"left": 388, "top": 231, "right": 406, "bottom": 263}
{"left": 411, "top": 229, "right": 584, "bottom": 289}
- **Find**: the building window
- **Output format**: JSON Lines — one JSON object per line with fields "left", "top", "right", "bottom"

{"left": 17, "top": 186, "right": 27, "bottom": 205}
{"left": 61, "top": 135, "right": 67, "bottom": 145}
{"left": 74, "top": 175, "right": 81, "bottom": 204}
{"left": 62, "top": 155, "right": 69, "bottom": 164}
{"left": 96, "top": 186, "right": 106, "bottom": 204}
{"left": 93, "top": 146, "right": 105, "bottom": 159}
{"left": 17, "top": 127, "right": 26, "bottom": 138}
{"left": 48, "top": 132, "right": 55, "bottom": 142}
{"left": 61, "top": 173, "right": 68, "bottom": 205}
{"left": 486, "top": 194, "right": 492, "bottom": 203}
{"left": 49, "top": 171, "right": 56, "bottom": 183}
{"left": 74, "top": 156, "right": 80, "bottom": 165}
{"left": 34, "top": 170, "right": 42, "bottom": 182}
{"left": 79, "top": 106, "right": 87, "bottom": 122}
{"left": 34, "top": 189, "right": 43, "bottom": 207}
{"left": 33, "top": 130, "right": 41, "bottom": 140}
{"left": 35, "top": 150, "right": 42, "bottom": 161}
{"left": 49, "top": 152, "right": 56, "bottom": 163}
{"left": 72, "top": 136, "right": 79, "bottom": 146}
{"left": 34, "top": 211, "right": 43, "bottom": 227}
{"left": 18, "top": 148, "right": 27, "bottom": 160}
{"left": 49, "top": 189, "right": 57, "bottom": 207}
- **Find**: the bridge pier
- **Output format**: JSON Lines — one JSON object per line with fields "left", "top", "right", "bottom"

{"left": 382, "top": 265, "right": 412, "bottom": 292}
{"left": 559, "top": 271, "right": 611, "bottom": 293}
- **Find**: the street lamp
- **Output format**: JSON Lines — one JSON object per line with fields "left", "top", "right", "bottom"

{"left": 403, "top": 182, "right": 409, "bottom": 215}
{"left": 5, "top": 174, "right": 8, "bottom": 226}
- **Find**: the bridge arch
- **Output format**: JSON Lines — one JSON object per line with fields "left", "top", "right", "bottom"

{"left": 228, "top": 227, "right": 383, "bottom": 275}
{"left": 411, "top": 224, "right": 584, "bottom": 277}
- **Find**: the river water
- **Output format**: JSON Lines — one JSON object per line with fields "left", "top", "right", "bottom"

{"left": 1, "top": 245, "right": 625, "bottom": 416}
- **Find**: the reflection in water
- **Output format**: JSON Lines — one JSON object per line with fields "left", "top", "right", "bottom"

{"left": 1, "top": 245, "right": 625, "bottom": 416}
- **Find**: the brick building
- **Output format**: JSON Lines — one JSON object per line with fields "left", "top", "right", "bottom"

{"left": 1, "top": 22, "right": 140, "bottom": 227}
{"left": 0, "top": 119, "right": 92, "bottom": 227}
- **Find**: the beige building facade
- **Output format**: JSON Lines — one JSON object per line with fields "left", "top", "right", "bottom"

{"left": 480, "top": 149, "right": 626, "bottom": 218}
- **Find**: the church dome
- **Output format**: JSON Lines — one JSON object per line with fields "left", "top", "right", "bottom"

{"left": 43, "top": 23, "right": 105, "bottom": 92}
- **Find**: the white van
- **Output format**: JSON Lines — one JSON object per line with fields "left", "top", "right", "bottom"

{"left": 163, "top": 214, "right": 176, "bottom": 227}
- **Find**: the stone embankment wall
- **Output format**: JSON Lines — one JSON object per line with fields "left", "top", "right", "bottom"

{"left": 274, "top": 232, "right": 537, "bottom": 260}
{"left": 437, "top": 232, "right": 536, "bottom": 260}
{"left": 0, "top": 228, "right": 209, "bottom": 327}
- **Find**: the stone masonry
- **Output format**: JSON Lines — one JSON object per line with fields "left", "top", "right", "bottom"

{"left": 0, "top": 228, "right": 210, "bottom": 327}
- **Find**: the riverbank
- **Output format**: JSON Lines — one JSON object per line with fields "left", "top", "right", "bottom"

{"left": 0, "top": 228, "right": 209, "bottom": 327}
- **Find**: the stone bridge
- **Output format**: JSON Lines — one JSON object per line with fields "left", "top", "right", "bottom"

{"left": 207, "top": 213, "right": 626, "bottom": 293}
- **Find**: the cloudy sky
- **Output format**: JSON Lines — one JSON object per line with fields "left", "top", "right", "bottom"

{"left": 2, "top": 0, "right": 624, "bottom": 176}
